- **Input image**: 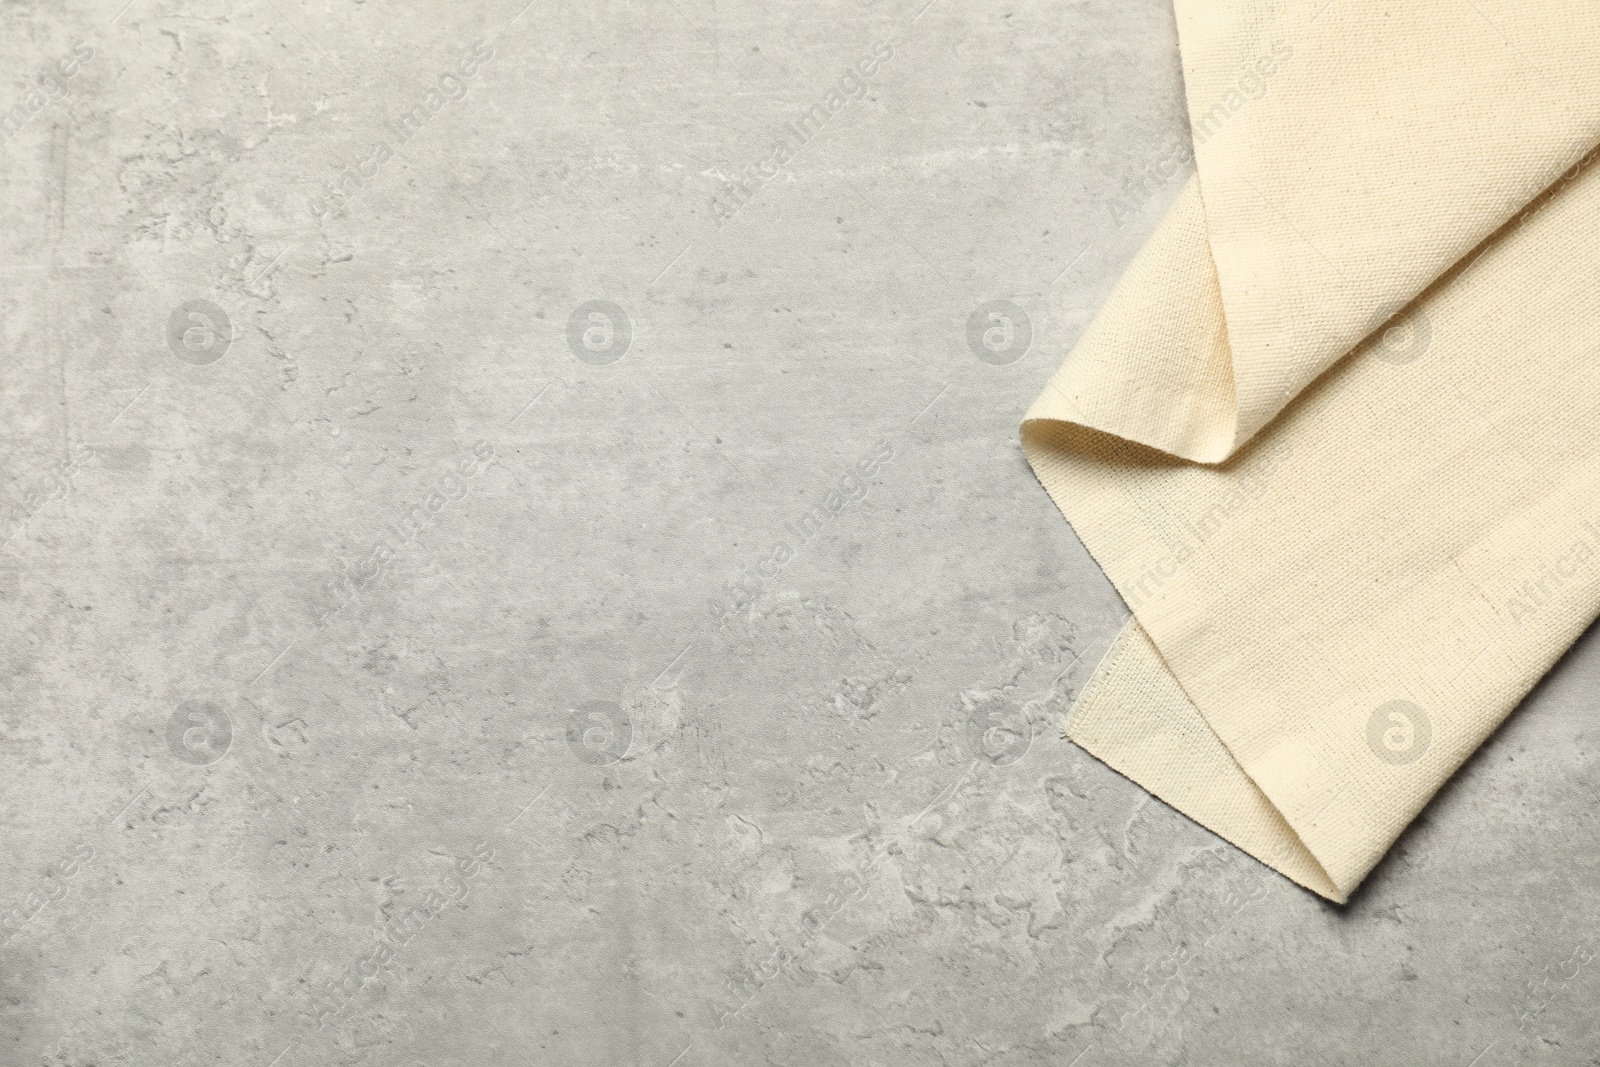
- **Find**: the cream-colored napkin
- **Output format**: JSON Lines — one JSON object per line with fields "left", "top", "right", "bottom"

{"left": 1024, "top": 0, "right": 1600, "bottom": 901}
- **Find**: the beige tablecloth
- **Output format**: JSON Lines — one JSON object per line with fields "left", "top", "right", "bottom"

{"left": 1024, "top": 0, "right": 1600, "bottom": 901}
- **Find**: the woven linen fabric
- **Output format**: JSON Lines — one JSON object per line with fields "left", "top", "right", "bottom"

{"left": 1023, "top": 1, "right": 1600, "bottom": 902}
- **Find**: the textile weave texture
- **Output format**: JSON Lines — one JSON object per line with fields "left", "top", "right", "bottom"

{"left": 1023, "top": 0, "right": 1600, "bottom": 901}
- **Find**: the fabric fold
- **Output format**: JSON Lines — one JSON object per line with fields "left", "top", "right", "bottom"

{"left": 1024, "top": 0, "right": 1600, "bottom": 901}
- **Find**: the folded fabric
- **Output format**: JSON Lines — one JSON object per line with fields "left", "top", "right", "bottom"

{"left": 1023, "top": 0, "right": 1600, "bottom": 901}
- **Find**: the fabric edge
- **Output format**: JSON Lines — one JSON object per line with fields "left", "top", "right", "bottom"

{"left": 1065, "top": 618, "right": 1345, "bottom": 903}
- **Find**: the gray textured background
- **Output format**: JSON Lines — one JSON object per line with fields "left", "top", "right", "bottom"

{"left": 3, "top": 1, "right": 1599, "bottom": 1065}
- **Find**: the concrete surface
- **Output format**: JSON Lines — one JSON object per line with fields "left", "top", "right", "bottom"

{"left": 3, "top": 0, "right": 1599, "bottom": 1065}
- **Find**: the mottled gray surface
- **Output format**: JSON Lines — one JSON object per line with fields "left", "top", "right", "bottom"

{"left": 3, "top": 1, "right": 1598, "bottom": 1065}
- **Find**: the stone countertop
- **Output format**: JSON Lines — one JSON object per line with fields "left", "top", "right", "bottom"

{"left": 1, "top": 1, "right": 1595, "bottom": 1064}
